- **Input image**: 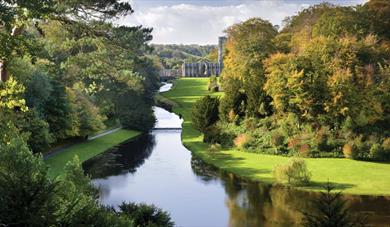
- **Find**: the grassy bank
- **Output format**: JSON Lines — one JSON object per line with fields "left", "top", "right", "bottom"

{"left": 45, "top": 129, "right": 141, "bottom": 177}
{"left": 162, "top": 78, "right": 390, "bottom": 195}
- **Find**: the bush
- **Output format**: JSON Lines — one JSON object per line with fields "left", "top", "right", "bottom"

{"left": 203, "top": 124, "right": 235, "bottom": 147}
{"left": 208, "top": 143, "right": 222, "bottom": 152}
{"left": 342, "top": 136, "right": 369, "bottom": 160}
{"left": 383, "top": 138, "right": 390, "bottom": 152}
{"left": 368, "top": 138, "right": 390, "bottom": 161}
{"left": 192, "top": 95, "right": 220, "bottom": 133}
{"left": 271, "top": 132, "right": 284, "bottom": 147}
{"left": 343, "top": 143, "right": 353, "bottom": 158}
{"left": 369, "top": 143, "right": 385, "bottom": 161}
{"left": 208, "top": 76, "right": 219, "bottom": 92}
{"left": 273, "top": 158, "right": 311, "bottom": 186}
{"left": 233, "top": 133, "right": 253, "bottom": 150}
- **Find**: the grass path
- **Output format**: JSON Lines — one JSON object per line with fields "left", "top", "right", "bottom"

{"left": 162, "top": 78, "right": 390, "bottom": 195}
{"left": 45, "top": 129, "right": 140, "bottom": 177}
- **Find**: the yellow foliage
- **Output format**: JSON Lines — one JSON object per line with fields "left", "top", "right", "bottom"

{"left": 0, "top": 77, "right": 28, "bottom": 112}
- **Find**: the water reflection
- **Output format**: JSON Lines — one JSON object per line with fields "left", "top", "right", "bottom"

{"left": 83, "top": 134, "right": 155, "bottom": 178}
{"left": 83, "top": 107, "right": 390, "bottom": 226}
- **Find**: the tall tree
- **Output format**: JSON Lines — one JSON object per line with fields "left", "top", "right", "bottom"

{"left": 0, "top": 0, "right": 133, "bottom": 82}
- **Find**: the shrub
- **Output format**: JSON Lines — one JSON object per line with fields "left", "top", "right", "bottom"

{"left": 208, "top": 143, "right": 222, "bottom": 152}
{"left": 234, "top": 133, "right": 252, "bottom": 149}
{"left": 192, "top": 95, "right": 220, "bottom": 133}
{"left": 244, "top": 117, "right": 257, "bottom": 130}
{"left": 273, "top": 158, "right": 311, "bottom": 186}
{"left": 343, "top": 136, "right": 369, "bottom": 160}
{"left": 203, "top": 124, "right": 235, "bottom": 147}
{"left": 383, "top": 138, "right": 390, "bottom": 152}
{"left": 203, "top": 124, "right": 220, "bottom": 144}
{"left": 271, "top": 132, "right": 284, "bottom": 146}
{"left": 343, "top": 143, "right": 353, "bottom": 158}
{"left": 208, "top": 76, "right": 219, "bottom": 92}
{"left": 298, "top": 143, "right": 312, "bottom": 157}
{"left": 369, "top": 143, "right": 385, "bottom": 161}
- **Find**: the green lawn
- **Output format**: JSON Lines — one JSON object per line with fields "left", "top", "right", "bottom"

{"left": 45, "top": 129, "right": 141, "bottom": 177}
{"left": 162, "top": 78, "right": 390, "bottom": 195}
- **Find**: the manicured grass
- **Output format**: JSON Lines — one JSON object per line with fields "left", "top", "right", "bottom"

{"left": 162, "top": 78, "right": 390, "bottom": 195}
{"left": 45, "top": 129, "right": 141, "bottom": 177}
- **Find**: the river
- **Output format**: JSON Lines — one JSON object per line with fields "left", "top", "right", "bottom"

{"left": 83, "top": 83, "right": 390, "bottom": 227}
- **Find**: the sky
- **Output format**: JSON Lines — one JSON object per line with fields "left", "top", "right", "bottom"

{"left": 117, "top": 0, "right": 367, "bottom": 45}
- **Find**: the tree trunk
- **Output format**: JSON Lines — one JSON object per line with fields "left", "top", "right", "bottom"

{"left": 0, "top": 60, "right": 8, "bottom": 82}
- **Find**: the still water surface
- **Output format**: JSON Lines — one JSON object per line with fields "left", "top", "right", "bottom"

{"left": 83, "top": 85, "right": 390, "bottom": 227}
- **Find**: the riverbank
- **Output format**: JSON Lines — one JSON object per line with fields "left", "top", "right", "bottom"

{"left": 45, "top": 129, "right": 141, "bottom": 177}
{"left": 162, "top": 78, "right": 390, "bottom": 195}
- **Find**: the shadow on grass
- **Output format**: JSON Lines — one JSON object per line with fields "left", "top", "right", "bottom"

{"left": 185, "top": 140, "right": 274, "bottom": 182}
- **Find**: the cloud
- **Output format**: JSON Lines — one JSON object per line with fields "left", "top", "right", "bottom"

{"left": 117, "top": 0, "right": 366, "bottom": 45}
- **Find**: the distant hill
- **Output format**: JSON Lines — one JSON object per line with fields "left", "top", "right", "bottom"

{"left": 150, "top": 44, "right": 217, "bottom": 70}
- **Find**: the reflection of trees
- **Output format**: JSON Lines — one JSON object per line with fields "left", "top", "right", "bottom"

{"left": 190, "top": 156, "right": 220, "bottom": 182}
{"left": 223, "top": 176, "right": 301, "bottom": 227}
{"left": 191, "top": 155, "right": 390, "bottom": 226}
{"left": 83, "top": 134, "right": 156, "bottom": 179}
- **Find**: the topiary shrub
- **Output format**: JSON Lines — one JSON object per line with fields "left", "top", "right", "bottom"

{"left": 273, "top": 158, "right": 311, "bottom": 186}
{"left": 192, "top": 95, "right": 220, "bottom": 133}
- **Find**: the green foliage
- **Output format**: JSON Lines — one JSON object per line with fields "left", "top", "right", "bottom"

{"left": 312, "top": 7, "right": 368, "bottom": 38}
{"left": 0, "top": 127, "right": 58, "bottom": 226}
{"left": 0, "top": 122, "right": 171, "bottom": 226}
{"left": 221, "top": 17, "right": 277, "bottom": 118}
{"left": 273, "top": 158, "right": 311, "bottom": 186}
{"left": 44, "top": 78, "right": 78, "bottom": 140}
{"left": 301, "top": 183, "right": 365, "bottom": 227}
{"left": 192, "top": 95, "right": 220, "bottom": 133}
{"left": 119, "top": 202, "right": 174, "bottom": 227}
{"left": 164, "top": 78, "right": 390, "bottom": 195}
{"left": 19, "top": 109, "right": 54, "bottom": 152}
{"left": 365, "top": 0, "right": 390, "bottom": 40}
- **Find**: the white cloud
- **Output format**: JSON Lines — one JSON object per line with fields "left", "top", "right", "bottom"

{"left": 117, "top": 0, "right": 366, "bottom": 45}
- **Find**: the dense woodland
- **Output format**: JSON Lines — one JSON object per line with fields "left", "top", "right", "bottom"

{"left": 0, "top": 0, "right": 173, "bottom": 225}
{"left": 194, "top": 0, "right": 390, "bottom": 161}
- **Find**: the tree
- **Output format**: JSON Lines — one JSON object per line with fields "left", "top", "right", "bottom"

{"left": 192, "top": 95, "right": 220, "bottom": 133}
{"left": 0, "top": 123, "right": 171, "bottom": 226}
{"left": 119, "top": 202, "right": 174, "bottom": 227}
{"left": 221, "top": 18, "right": 277, "bottom": 118}
{"left": 364, "top": 0, "right": 390, "bottom": 40}
{"left": 312, "top": 7, "right": 368, "bottom": 39}
{"left": 0, "top": 123, "right": 58, "bottom": 226}
{"left": 0, "top": 0, "right": 133, "bottom": 82}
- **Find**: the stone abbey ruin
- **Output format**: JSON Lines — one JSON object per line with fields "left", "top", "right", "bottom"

{"left": 181, "top": 36, "right": 226, "bottom": 77}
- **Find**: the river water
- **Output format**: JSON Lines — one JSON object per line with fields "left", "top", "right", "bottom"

{"left": 83, "top": 83, "right": 390, "bottom": 227}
